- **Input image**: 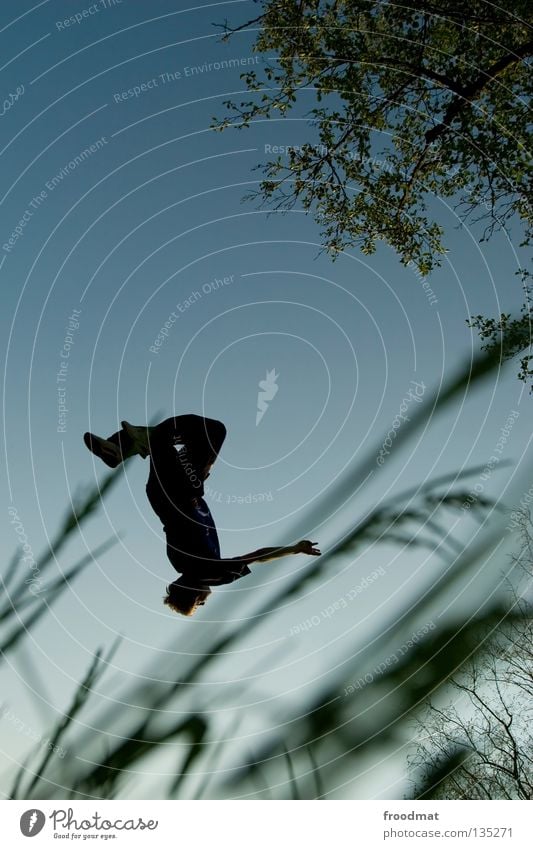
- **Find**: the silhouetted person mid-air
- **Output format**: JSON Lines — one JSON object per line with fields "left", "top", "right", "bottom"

{"left": 83, "top": 415, "right": 320, "bottom": 616}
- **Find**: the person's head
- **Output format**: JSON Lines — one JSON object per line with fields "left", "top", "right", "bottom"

{"left": 163, "top": 578, "right": 211, "bottom": 616}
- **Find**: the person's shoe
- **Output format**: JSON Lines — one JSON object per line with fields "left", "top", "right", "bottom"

{"left": 121, "top": 421, "right": 151, "bottom": 459}
{"left": 83, "top": 432, "right": 121, "bottom": 468}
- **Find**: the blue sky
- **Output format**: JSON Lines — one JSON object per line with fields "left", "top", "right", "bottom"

{"left": 1, "top": 0, "right": 531, "bottom": 799}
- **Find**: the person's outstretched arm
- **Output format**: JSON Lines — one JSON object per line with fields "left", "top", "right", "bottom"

{"left": 190, "top": 541, "right": 321, "bottom": 588}
{"left": 225, "top": 539, "right": 321, "bottom": 567}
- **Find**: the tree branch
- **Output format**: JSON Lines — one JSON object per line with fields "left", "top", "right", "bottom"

{"left": 425, "top": 40, "right": 533, "bottom": 143}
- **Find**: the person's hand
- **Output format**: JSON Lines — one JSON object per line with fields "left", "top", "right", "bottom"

{"left": 294, "top": 540, "right": 321, "bottom": 556}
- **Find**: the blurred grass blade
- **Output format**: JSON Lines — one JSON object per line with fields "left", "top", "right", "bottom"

{"left": 282, "top": 744, "right": 300, "bottom": 800}
{"left": 194, "top": 716, "right": 241, "bottom": 800}
{"left": 2, "top": 535, "right": 117, "bottom": 620}
{"left": 68, "top": 472, "right": 504, "bottom": 768}
{"left": 1, "top": 465, "right": 125, "bottom": 620}
{"left": 228, "top": 589, "right": 524, "bottom": 786}
{"left": 168, "top": 716, "right": 208, "bottom": 797}
{"left": 2, "top": 551, "right": 22, "bottom": 592}
{"left": 287, "top": 350, "right": 505, "bottom": 543}
{"left": 307, "top": 745, "right": 324, "bottom": 799}
{"left": 77, "top": 715, "right": 207, "bottom": 798}
{"left": 0, "top": 537, "right": 118, "bottom": 658}
{"left": 14, "top": 642, "right": 118, "bottom": 799}
{"left": 8, "top": 747, "right": 36, "bottom": 801}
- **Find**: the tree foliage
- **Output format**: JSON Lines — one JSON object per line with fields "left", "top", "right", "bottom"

{"left": 467, "top": 281, "right": 532, "bottom": 391}
{"left": 216, "top": 0, "right": 532, "bottom": 273}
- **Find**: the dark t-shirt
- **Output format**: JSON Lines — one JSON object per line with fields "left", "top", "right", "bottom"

{"left": 146, "top": 480, "right": 251, "bottom": 587}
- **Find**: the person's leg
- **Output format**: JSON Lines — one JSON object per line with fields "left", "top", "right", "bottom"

{"left": 105, "top": 428, "right": 135, "bottom": 458}
{"left": 146, "top": 415, "right": 226, "bottom": 503}
{"left": 107, "top": 415, "right": 226, "bottom": 464}
{"left": 150, "top": 415, "right": 226, "bottom": 477}
{"left": 83, "top": 429, "right": 125, "bottom": 467}
{"left": 84, "top": 423, "right": 151, "bottom": 467}
{"left": 106, "top": 422, "right": 158, "bottom": 460}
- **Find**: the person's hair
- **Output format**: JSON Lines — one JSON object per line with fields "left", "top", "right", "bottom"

{"left": 163, "top": 579, "right": 210, "bottom": 616}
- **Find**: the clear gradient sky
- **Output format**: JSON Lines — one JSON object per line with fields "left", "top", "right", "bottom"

{"left": 1, "top": 0, "right": 532, "bottom": 799}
